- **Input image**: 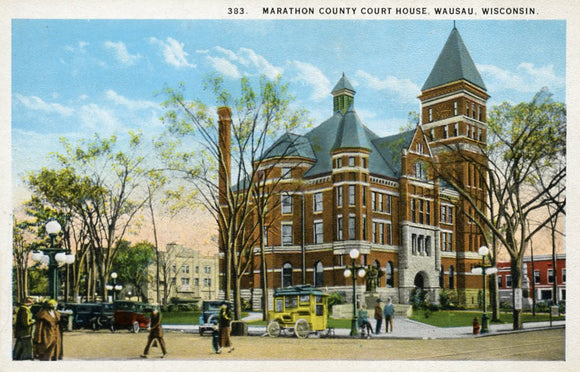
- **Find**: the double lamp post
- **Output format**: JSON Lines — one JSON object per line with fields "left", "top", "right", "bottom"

{"left": 343, "top": 248, "right": 367, "bottom": 337}
{"left": 471, "top": 246, "right": 497, "bottom": 333}
{"left": 31, "top": 220, "right": 75, "bottom": 301}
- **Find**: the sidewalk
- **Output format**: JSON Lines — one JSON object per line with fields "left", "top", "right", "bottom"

{"left": 164, "top": 312, "right": 565, "bottom": 340}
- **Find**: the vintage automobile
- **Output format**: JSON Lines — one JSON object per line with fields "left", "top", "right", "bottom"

{"left": 198, "top": 300, "right": 231, "bottom": 335}
{"left": 112, "top": 301, "right": 152, "bottom": 333}
{"left": 267, "top": 285, "right": 330, "bottom": 338}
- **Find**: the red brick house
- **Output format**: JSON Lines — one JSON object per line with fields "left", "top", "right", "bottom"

{"left": 219, "top": 26, "right": 490, "bottom": 309}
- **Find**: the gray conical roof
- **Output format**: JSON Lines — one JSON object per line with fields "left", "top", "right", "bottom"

{"left": 331, "top": 73, "right": 356, "bottom": 95}
{"left": 422, "top": 27, "right": 486, "bottom": 91}
{"left": 331, "top": 105, "right": 372, "bottom": 151}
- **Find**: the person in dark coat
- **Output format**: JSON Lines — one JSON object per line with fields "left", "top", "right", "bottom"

{"left": 13, "top": 297, "right": 35, "bottom": 360}
{"left": 34, "top": 299, "right": 61, "bottom": 361}
{"left": 141, "top": 308, "right": 167, "bottom": 358}
{"left": 216, "top": 302, "right": 234, "bottom": 354}
{"left": 374, "top": 299, "right": 383, "bottom": 335}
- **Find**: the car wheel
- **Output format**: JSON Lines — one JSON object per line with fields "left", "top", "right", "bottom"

{"left": 294, "top": 319, "right": 310, "bottom": 339}
{"left": 132, "top": 321, "right": 140, "bottom": 333}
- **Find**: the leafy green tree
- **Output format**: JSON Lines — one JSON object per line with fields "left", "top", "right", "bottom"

{"left": 26, "top": 132, "right": 155, "bottom": 301}
{"left": 158, "top": 74, "right": 310, "bottom": 319}
{"left": 434, "top": 89, "right": 565, "bottom": 329}
{"left": 111, "top": 240, "right": 156, "bottom": 302}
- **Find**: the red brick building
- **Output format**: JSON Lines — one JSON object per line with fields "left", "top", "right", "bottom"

{"left": 220, "top": 26, "right": 490, "bottom": 309}
{"left": 497, "top": 254, "right": 566, "bottom": 308}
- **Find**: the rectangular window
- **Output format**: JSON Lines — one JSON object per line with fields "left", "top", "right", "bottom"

{"left": 563, "top": 268, "right": 566, "bottom": 283}
{"left": 348, "top": 216, "right": 356, "bottom": 240}
{"left": 282, "top": 224, "right": 293, "bottom": 246}
{"left": 386, "top": 195, "right": 392, "bottom": 214}
{"left": 411, "top": 199, "right": 416, "bottom": 222}
{"left": 506, "top": 275, "right": 512, "bottom": 288}
{"left": 548, "top": 269, "right": 554, "bottom": 283}
{"left": 534, "top": 270, "right": 540, "bottom": 284}
{"left": 419, "top": 199, "right": 424, "bottom": 224}
{"left": 362, "top": 157, "right": 367, "bottom": 168}
{"left": 372, "top": 222, "right": 377, "bottom": 243}
{"left": 181, "top": 277, "right": 190, "bottom": 286}
{"left": 411, "top": 234, "right": 417, "bottom": 254}
{"left": 194, "top": 278, "right": 199, "bottom": 286}
{"left": 182, "top": 265, "right": 189, "bottom": 274}
{"left": 372, "top": 192, "right": 376, "bottom": 211}
{"left": 497, "top": 276, "right": 502, "bottom": 288}
{"left": 428, "top": 108, "right": 433, "bottom": 122}
{"left": 313, "top": 192, "right": 323, "bottom": 212}
{"left": 453, "top": 101, "right": 458, "bottom": 115}
{"left": 337, "top": 186, "right": 343, "bottom": 207}
{"left": 336, "top": 157, "right": 342, "bottom": 168}
{"left": 444, "top": 125, "right": 448, "bottom": 139}
{"left": 454, "top": 123, "right": 458, "bottom": 137}
{"left": 195, "top": 266, "right": 199, "bottom": 274}
{"left": 337, "top": 216, "right": 343, "bottom": 240}
{"left": 204, "top": 266, "right": 211, "bottom": 274}
{"left": 426, "top": 201, "right": 431, "bottom": 224}
{"left": 386, "top": 223, "right": 392, "bottom": 245}
{"left": 314, "top": 221, "right": 323, "bottom": 244}
{"left": 281, "top": 194, "right": 292, "bottom": 214}
{"left": 281, "top": 166, "right": 291, "bottom": 179}
{"left": 362, "top": 186, "right": 367, "bottom": 207}
{"left": 441, "top": 232, "right": 447, "bottom": 252}
{"left": 379, "top": 223, "right": 385, "bottom": 244}
{"left": 362, "top": 217, "right": 367, "bottom": 240}
{"left": 348, "top": 156, "right": 355, "bottom": 167}
{"left": 349, "top": 185, "right": 355, "bottom": 206}
{"left": 447, "top": 232, "right": 453, "bottom": 251}
{"left": 472, "top": 103, "right": 476, "bottom": 118}
{"left": 378, "top": 193, "right": 383, "bottom": 212}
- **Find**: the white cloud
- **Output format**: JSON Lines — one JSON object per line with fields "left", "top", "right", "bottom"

{"left": 14, "top": 94, "right": 74, "bottom": 116}
{"left": 149, "top": 37, "right": 195, "bottom": 68}
{"left": 78, "top": 103, "right": 120, "bottom": 131}
{"left": 212, "top": 46, "right": 283, "bottom": 80}
{"left": 287, "top": 61, "right": 331, "bottom": 101}
{"left": 206, "top": 56, "right": 241, "bottom": 79}
{"left": 105, "top": 90, "right": 158, "bottom": 110}
{"left": 65, "top": 41, "right": 89, "bottom": 53}
{"left": 354, "top": 70, "right": 419, "bottom": 103}
{"left": 104, "top": 41, "right": 141, "bottom": 66}
{"left": 478, "top": 63, "right": 564, "bottom": 94}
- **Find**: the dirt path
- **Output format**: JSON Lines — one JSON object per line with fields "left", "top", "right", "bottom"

{"left": 60, "top": 328, "right": 565, "bottom": 361}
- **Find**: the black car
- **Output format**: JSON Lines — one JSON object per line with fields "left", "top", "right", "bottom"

{"left": 199, "top": 300, "right": 231, "bottom": 335}
{"left": 61, "top": 302, "right": 114, "bottom": 330}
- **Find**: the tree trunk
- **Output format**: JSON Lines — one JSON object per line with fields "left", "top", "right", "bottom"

{"left": 511, "top": 261, "right": 523, "bottom": 330}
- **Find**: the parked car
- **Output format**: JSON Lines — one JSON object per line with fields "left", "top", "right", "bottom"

{"left": 112, "top": 301, "right": 152, "bottom": 333}
{"left": 199, "top": 300, "right": 230, "bottom": 335}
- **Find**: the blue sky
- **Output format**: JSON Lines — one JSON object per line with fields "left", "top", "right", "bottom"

{"left": 11, "top": 19, "right": 566, "bottom": 201}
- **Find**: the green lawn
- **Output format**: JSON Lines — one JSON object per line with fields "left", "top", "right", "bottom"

{"left": 410, "top": 310, "right": 565, "bottom": 327}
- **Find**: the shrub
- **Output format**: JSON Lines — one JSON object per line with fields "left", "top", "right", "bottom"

{"left": 559, "top": 300, "right": 566, "bottom": 314}
{"left": 439, "top": 289, "right": 457, "bottom": 310}
{"left": 327, "top": 291, "right": 346, "bottom": 311}
{"left": 499, "top": 301, "right": 512, "bottom": 310}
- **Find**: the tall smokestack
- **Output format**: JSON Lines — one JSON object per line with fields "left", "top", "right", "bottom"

{"left": 217, "top": 106, "right": 232, "bottom": 206}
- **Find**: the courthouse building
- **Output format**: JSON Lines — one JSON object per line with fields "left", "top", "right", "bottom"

{"left": 219, "top": 26, "right": 490, "bottom": 309}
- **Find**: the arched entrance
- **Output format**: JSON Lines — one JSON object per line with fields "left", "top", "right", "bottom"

{"left": 414, "top": 272, "right": 426, "bottom": 289}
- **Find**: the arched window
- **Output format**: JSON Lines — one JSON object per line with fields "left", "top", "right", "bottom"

{"left": 425, "top": 236, "right": 431, "bottom": 256}
{"left": 282, "top": 262, "right": 293, "bottom": 288}
{"left": 449, "top": 265, "right": 455, "bottom": 289}
{"left": 439, "top": 265, "right": 444, "bottom": 288}
{"left": 385, "top": 261, "right": 394, "bottom": 287}
{"left": 314, "top": 261, "right": 324, "bottom": 287}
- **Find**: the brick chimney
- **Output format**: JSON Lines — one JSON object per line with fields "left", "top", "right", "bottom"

{"left": 217, "top": 106, "right": 232, "bottom": 206}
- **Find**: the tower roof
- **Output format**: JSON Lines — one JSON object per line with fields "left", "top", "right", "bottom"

{"left": 331, "top": 105, "right": 372, "bottom": 151}
{"left": 331, "top": 73, "right": 356, "bottom": 95}
{"left": 422, "top": 27, "right": 486, "bottom": 91}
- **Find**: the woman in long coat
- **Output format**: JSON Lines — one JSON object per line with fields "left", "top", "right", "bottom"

{"left": 33, "top": 299, "right": 61, "bottom": 361}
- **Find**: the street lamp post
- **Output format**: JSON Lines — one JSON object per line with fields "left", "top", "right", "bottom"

{"left": 471, "top": 246, "right": 498, "bottom": 334}
{"left": 343, "top": 248, "right": 366, "bottom": 337}
{"left": 31, "top": 220, "right": 75, "bottom": 301}
{"left": 107, "top": 272, "right": 123, "bottom": 302}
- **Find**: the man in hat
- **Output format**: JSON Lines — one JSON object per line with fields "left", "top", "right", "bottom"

{"left": 141, "top": 308, "right": 167, "bottom": 358}
{"left": 34, "top": 299, "right": 61, "bottom": 361}
{"left": 374, "top": 298, "right": 383, "bottom": 335}
{"left": 13, "top": 297, "right": 35, "bottom": 360}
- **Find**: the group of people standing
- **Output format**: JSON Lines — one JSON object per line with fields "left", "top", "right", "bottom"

{"left": 13, "top": 297, "right": 63, "bottom": 361}
{"left": 374, "top": 298, "right": 395, "bottom": 334}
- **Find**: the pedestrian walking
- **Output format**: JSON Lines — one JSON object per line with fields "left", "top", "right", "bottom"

{"left": 13, "top": 297, "right": 35, "bottom": 360}
{"left": 141, "top": 308, "right": 167, "bottom": 358}
{"left": 383, "top": 297, "right": 395, "bottom": 333}
{"left": 374, "top": 299, "right": 383, "bottom": 334}
{"left": 216, "top": 302, "right": 234, "bottom": 354}
{"left": 33, "top": 299, "right": 61, "bottom": 361}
